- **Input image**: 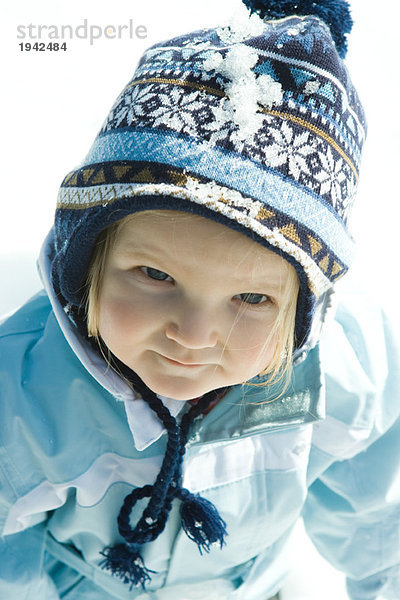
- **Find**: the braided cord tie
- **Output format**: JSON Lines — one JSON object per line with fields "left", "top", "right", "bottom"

{"left": 117, "top": 391, "right": 181, "bottom": 544}
{"left": 173, "top": 390, "right": 228, "bottom": 554}
{"left": 100, "top": 370, "right": 228, "bottom": 589}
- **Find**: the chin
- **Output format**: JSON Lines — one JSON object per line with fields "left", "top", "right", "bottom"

{"left": 141, "top": 374, "right": 216, "bottom": 402}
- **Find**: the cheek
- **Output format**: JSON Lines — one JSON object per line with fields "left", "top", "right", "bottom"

{"left": 227, "top": 318, "right": 278, "bottom": 372}
{"left": 97, "top": 294, "right": 156, "bottom": 351}
{"left": 99, "top": 297, "right": 137, "bottom": 334}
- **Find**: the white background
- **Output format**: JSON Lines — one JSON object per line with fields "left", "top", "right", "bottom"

{"left": 2, "top": 1, "right": 400, "bottom": 597}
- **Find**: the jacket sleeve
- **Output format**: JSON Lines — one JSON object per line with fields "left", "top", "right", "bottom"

{"left": 0, "top": 297, "right": 60, "bottom": 598}
{"left": 302, "top": 294, "right": 400, "bottom": 600}
{"left": 0, "top": 465, "right": 60, "bottom": 599}
{"left": 0, "top": 529, "right": 61, "bottom": 599}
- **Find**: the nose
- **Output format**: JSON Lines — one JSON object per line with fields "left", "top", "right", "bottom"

{"left": 165, "top": 303, "right": 219, "bottom": 349}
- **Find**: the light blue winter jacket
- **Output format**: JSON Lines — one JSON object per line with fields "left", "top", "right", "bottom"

{"left": 0, "top": 236, "right": 399, "bottom": 600}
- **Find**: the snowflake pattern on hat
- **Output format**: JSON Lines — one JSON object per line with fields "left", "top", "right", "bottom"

{"left": 100, "top": 78, "right": 357, "bottom": 221}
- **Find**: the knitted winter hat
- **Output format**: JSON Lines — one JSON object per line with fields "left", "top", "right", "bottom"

{"left": 52, "top": 0, "right": 365, "bottom": 348}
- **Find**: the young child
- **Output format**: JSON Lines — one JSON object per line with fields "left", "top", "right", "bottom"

{"left": 1, "top": 1, "right": 399, "bottom": 599}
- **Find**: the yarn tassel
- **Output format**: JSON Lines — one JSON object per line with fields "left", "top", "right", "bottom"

{"left": 179, "top": 491, "right": 227, "bottom": 554}
{"left": 99, "top": 543, "right": 155, "bottom": 590}
{"left": 241, "top": 0, "right": 353, "bottom": 58}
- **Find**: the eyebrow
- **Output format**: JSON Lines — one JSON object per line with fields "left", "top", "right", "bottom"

{"left": 116, "top": 240, "right": 287, "bottom": 292}
{"left": 116, "top": 240, "right": 174, "bottom": 261}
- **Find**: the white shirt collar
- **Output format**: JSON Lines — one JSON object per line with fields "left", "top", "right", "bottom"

{"left": 38, "top": 229, "right": 185, "bottom": 451}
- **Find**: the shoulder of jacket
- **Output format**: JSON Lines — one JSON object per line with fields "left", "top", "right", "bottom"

{"left": 0, "top": 290, "right": 52, "bottom": 339}
{"left": 312, "top": 281, "right": 400, "bottom": 458}
{"left": 320, "top": 279, "right": 397, "bottom": 410}
{"left": 327, "top": 281, "right": 392, "bottom": 364}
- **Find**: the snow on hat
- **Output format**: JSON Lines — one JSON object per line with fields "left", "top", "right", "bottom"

{"left": 52, "top": 0, "right": 366, "bottom": 348}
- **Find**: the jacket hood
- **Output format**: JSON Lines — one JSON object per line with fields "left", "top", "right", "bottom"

{"left": 38, "top": 224, "right": 335, "bottom": 393}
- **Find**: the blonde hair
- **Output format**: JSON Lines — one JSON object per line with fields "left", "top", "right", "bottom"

{"left": 84, "top": 211, "right": 299, "bottom": 388}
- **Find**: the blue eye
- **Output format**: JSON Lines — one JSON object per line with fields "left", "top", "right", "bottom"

{"left": 237, "top": 293, "right": 268, "bottom": 305}
{"left": 140, "top": 266, "right": 173, "bottom": 282}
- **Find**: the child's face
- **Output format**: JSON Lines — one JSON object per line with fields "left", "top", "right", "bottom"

{"left": 98, "top": 211, "right": 293, "bottom": 401}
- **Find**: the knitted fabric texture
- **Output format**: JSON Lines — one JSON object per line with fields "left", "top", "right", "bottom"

{"left": 52, "top": 1, "right": 366, "bottom": 347}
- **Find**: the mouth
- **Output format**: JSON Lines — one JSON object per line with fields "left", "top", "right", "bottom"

{"left": 160, "top": 355, "right": 207, "bottom": 368}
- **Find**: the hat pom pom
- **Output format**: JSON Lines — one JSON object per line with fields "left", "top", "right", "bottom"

{"left": 179, "top": 491, "right": 227, "bottom": 554}
{"left": 241, "top": 0, "right": 353, "bottom": 57}
{"left": 99, "top": 543, "right": 156, "bottom": 590}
